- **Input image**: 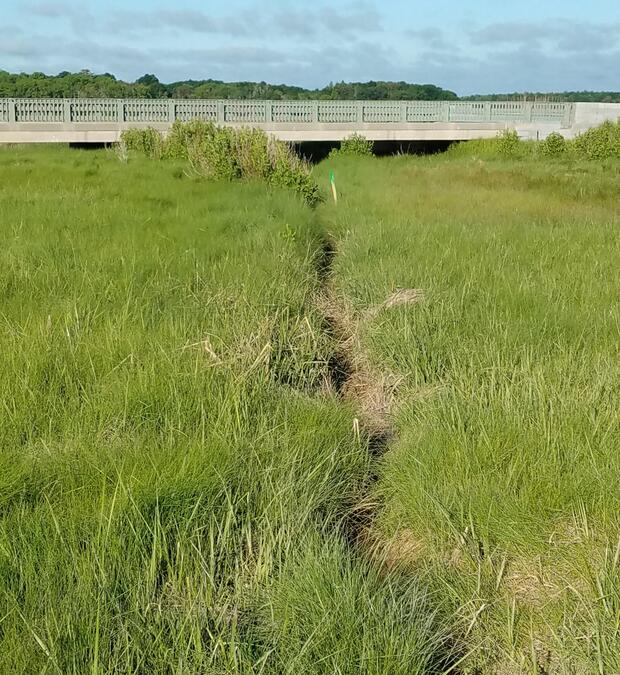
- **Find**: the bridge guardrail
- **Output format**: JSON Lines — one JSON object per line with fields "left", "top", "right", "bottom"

{"left": 0, "top": 99, "right": 574, "bottom": 127}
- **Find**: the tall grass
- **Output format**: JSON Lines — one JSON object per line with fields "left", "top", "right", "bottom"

{"left": 0, "top": 146, "right": 444, "bottom": 673}
{"left": 122, "top": 121, "right": 321, "bottom": 206}
{"left": 4, "top": 142, "right": 618, "bottom": 671}
{"left": 448, "top": 120, "right": 620, "bottom": 161}
{"left": 321, "top": 151, "right": 620, "bottom": 670}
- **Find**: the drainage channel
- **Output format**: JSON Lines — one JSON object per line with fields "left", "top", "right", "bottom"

{"left": 313, "top": 234, "right": 465, "bottom": 672}
{"left": 315, "top": 236, "right": 395, "bottom": 548}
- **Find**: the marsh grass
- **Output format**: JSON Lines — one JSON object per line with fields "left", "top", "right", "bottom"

{"left": 448, "top": 119, "right": 620, "bottom": 162}
{"left": 3, "top": 143, "right": 619, "bottom": 672}
{"left": 0, "top": 146, "right": 445, "bottom": 673}
{"left": 122, "top": 122, "right": 322, "bottom": 206}
{"left": 321, "top": 152, "right": 620, "bottom": 670}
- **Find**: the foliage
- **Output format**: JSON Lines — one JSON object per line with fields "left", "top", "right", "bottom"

{"left": 186, "top": 124, "right": 240, "bottom": 181}
{"left": 267, "top": 140, "right": 322, "bottom": 206}
{"left": 573, "top": 120, "right": 620, "bottom": 160}
{"left": 0, "top": 70, "right": 461, "bottom": 100}
{"left": 539, "top": 131, "right": 567, "bottom": 157}
{"left": 496, "top": 129, "right": 522, "bottom": 156}
{"left": 120, "top": 127, "right": 163, "bottom": 158}
{"left": 331, "top": 133, "right": 374, "bottom": 157}
{"left": 447, "top": 121, "right": 620, "bottom": 162}
{"left": 121, "top": 122, "right": 321, "bottom": 205}
{"left": 0, "top": 69, "right": 146, "bottom": 98}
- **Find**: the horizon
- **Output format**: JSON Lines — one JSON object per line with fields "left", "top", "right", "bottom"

{"left": 2, "top": 1, "right": 619, "bottom": 96}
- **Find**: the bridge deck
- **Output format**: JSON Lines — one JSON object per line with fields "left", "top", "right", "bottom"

{"left": 0, "top": 100, "right": 617, "bottom": 144}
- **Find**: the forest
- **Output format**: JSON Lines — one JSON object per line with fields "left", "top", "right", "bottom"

{"left": 2, "top": 69, "right": 618, "bottom": 101}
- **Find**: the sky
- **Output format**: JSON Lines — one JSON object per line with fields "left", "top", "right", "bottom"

{"left": 1, "top": 0, "right": 619, "bottom": 94}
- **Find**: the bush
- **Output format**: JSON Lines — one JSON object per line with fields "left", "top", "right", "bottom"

{"left": 161, "top": 119, "right": 198, "bottom": 160}
{"left": 233, "top": 127, "right": 272, "bottom": 181}
{"left": 121, "top": 122, "right": 321, "bottom": 206}
{"left": 187, "top": 125, "right": 239, "bottom": 181}
{"left": 540, "top": 132, "right": 567, "bottom": 157}
{"left": 332, "top": 133, "right": 374, "bottom": 157}
{"left": 120, "top": 127, "right": 163, "bottom": 159}
{"left": 497, "top": 129, "right": 521, "bottom": 157}
{"left": 268, "top": 141, "right": 322, "bottom": 207}
{"left": 574, "top": 120, "right": 620, "bottom": 160}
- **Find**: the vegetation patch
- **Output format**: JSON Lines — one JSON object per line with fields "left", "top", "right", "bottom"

{"left": 122, "top": 121, "right": 322, "bottom": 206}
{"left": 324, "top": 148, "right": 620, "bottom": 670}
{"left": 574, "top": 119, "right": 620, "bottom": 159}
{"left": 449, "top": 119, "right": 620, "bottom": 161}
{"left": 2, "top": 141, "right": 619, "bottom": 672}
{"left": 539, "top": 130, "right": 567, "bottom": 157}
{"left": 0, "top": 145, "right": 449, "bottom": 673}
{"left": 330, "top": 133, "right": 375, "bottom": 157}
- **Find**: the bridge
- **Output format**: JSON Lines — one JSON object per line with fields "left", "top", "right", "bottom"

{"left": 0, "top": 99, "right": 618, "bottom": 144}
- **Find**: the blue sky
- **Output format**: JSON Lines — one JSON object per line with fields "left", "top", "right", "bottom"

{"left": 2, "top": 0, "right": 619, "bottom": 94}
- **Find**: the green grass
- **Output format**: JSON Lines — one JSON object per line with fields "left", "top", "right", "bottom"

{"left": 322, "top": 152, "right": 620, "bottom": 671}
{"left": 2, "top": 143, "right": 620, "bottom": 672}
{"left": 0, "top": 146, "right": 444, "bottom": 673}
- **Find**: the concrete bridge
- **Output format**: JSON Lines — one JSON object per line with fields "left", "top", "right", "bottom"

{"left": 0, "top": 99, "right": 618, "bottom": 144}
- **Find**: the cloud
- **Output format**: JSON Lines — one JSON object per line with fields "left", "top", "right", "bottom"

{"left": 554, "top": 21, "right": 620, "bottom": 53}
{"left": 273, "top": 3, "right": 382, "bottom": 37}
{"left": 160, "top": 45, "right": 294, "bottom": 70}
{"left": 413, "top": 44, "right": 620, "bottom": 95}
{"left": 28, "top": 1, "right": 93, "bottom": 30}
{"left": 107, "top": 8, "right": 254, "bottom": 36}
{"left": 468, "top": 19, "right": 620, "bottom": 53}
{"left": 28, "top": 1, "right": 71, "bottom": 18}
{"left": 3, "top": 6, "right": 620, "bottom": 94}
{"left": 1, "top": 37, "right": 48, "bottom": 59}
{"left": 404, "top": 27, "right": 447, "bottom": 49}
{"left": 318, "top": 4, "right": 383, "bottom": 34}
{"left": 151, "top": 40, "right": 396, "bottom": 86}
{"left": 106, "top": 2, "right": 382, "bottom": 38}
{"left": 469, "top": 21, "right": 549, "bottom": 46}
{"left": 0, "top": 24, "right": 24, "bottom": 38}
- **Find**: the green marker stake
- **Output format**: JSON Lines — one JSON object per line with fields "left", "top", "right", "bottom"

{"left": 329, "top": 170, "right": 338, "bottom": 204}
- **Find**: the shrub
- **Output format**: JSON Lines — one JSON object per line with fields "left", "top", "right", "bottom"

{"left": 497, "top": 129, "right": 521, "bottom": 157}
{"left": 122, "top": 122, "right": 321, "bottom": 206}
{"left": 540, "top": 131, "right": 567, "bottom": 157}
{"left": 574, "top": 120, "right": 620, "bottom": 160}
{"left": 268, "top": 141, "right": 322, "bottom": 207}
{"left": 120, "top": 127, "right": 163, "bottom": 159}
{"left": 187, "top": 125, "right": 240, "bottom": 181}
{"left": 161, "top": 119, "right": 194, "bottom": 160}
{"left": 332, "top": 133, "right": 374, "bottom": 157}
{"left": 233, "top": 127, "right": 272, "bottom": 181}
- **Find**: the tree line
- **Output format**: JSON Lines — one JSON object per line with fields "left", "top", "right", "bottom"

{"left": 0, "top": 70, "right": 618, "bottom": 102}
{"left": 0, "top": 71, "right": 457, "bottom": 100}
{"left": 462, "top": 92, "right": 620, "bottom": 103}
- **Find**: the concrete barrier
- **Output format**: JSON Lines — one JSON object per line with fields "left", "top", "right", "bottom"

{"left": 0, "top": 100, "right": 618, "bottom": 144}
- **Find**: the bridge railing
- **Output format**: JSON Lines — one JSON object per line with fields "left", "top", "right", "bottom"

{"left": 0, "top": 99, "right": 574, "bottom": 126}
